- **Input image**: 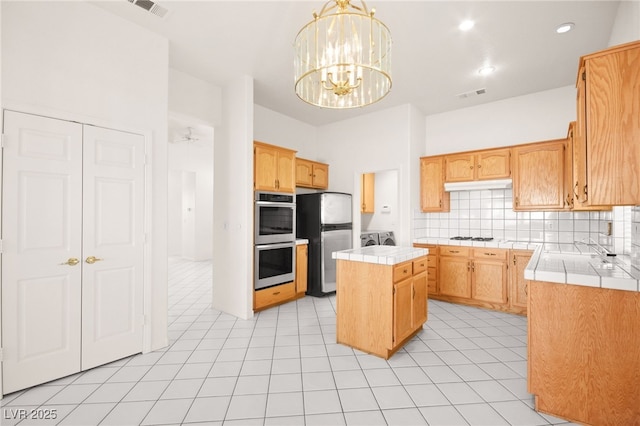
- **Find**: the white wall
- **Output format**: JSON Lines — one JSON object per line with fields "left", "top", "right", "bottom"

{"left": 1, "top": 1, "right": 169, "bottom": 362}
{"left": 317, "top": 104, "right": 416, "bottom": 246}
{"left": 212, "top": 76, "right": 254, "bottom": 319}
{"left": 254, "top": 105, "right": 319, "bottom": 160}
{"left": 608, "top": 0, "right": 640, "bottom": 46}
{"left": 425, "top": 85, "right": 576, "bottom": 155}
{"left": 169, "top": 68, "right": 222, "bottom": 127}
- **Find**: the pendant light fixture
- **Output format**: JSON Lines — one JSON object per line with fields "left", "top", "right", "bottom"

{"left": 294, "top": 0, "right": 392, "bottom": 109}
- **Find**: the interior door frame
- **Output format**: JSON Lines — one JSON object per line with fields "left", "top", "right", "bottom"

{"left": 0, "top": 104, "right": 154, "bottom": 398}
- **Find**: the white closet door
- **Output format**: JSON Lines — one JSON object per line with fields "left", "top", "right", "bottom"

{"left": 1, "top": 111, "right": 83, "bottom": 394}
{"left": 81, "top": 125, "right": 145, "bottom": 369}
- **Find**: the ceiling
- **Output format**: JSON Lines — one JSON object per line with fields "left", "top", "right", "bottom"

{"left": 94, "top": 1, "right": 620, "bottom": 127}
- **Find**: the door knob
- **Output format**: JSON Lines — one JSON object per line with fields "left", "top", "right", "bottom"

{"left": 85, "top": 256, "right": 104, "bottom": 264}
{"left": 60, "top": 258, "right": 80, "bottom": 266}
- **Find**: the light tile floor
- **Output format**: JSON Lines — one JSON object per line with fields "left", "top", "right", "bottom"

{"left": 0, "top": 258, "right": 577, "bottom": 426}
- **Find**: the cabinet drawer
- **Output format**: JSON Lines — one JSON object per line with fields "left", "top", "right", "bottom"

{"left": 413, "top": 257, "right": 428, "bottom": 274}
{"left": 255, "top": 282, "right": 295, "bottom": 309}
{"left": 393, "top": 261, "right": 413, "bottom": 283}
{"left": 440, "top": 246, "right": 470, "bottom": 257}
{"left": 473, "top": 248, "right": 507, "bottom": 260}
{"left": 426, "top": 255, "right": 437, "bottom": 266}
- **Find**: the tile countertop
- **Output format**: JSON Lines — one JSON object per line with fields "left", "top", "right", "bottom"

{"left": 413, "top": 237, "right": 540, "bottom": 250}
{"left": 525, "top": 244, "right": 640, "bottom": 293}
{"left": 333, "top": 246, "right": 428, "bottom": 266}
{"left": 296, "top": 239, "right": 309, "bottom": 245}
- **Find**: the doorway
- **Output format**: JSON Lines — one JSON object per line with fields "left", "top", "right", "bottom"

{"left": 167, "top": 115, "right": 214, "bottom": 266}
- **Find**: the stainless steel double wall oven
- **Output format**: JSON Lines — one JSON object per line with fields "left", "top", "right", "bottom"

{"left": 254, "top": 192, "right": 296, "bottom": 290}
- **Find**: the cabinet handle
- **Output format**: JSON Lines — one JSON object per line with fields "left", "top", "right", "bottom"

{"left": 470, "top": 165, "right": 474, "bottom": 169}
{"left": 471, "top": 262, "right": 475, "bottom": 272}
{"left": 467, "top": 261, "right": 470, "bottom": 271}
{"left": 449, "top": 250, "right": 459, "bottom": 254}
{"left": 477, "top": 164, "right": 482, "bottom": 168}
{"left": 524, "top": 283, "right": 528, "bottom": 296}
{"left": 273, "top": 291, "right": 280, "bottom": 295}
{"left": 515, "top": 196, "right": 519, "bottom": 206}
{"left": 513, "top": 255, "right": 516, "bottom": 266}
{"left": 484, "top": 252, "right": 496, "bottom": 256}
{"left": 403, "top": 268, "right": 408, "bottom": 274}
{"left": 60, "top": 257, "right": 80, "bottom": 266}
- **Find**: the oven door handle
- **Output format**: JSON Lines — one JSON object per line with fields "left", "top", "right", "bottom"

{"left": 255, "top": 242, "right": 296, "bottom": 250}
{"left": 255, "top": 201, "right": 295, "bottom": 207}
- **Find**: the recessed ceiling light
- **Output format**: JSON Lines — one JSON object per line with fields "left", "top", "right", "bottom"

{"left": 478, "top": 66, "right": 495, "bottom": 76}
{"left": 459, "top": 20, "right": 475, "bottom": 31}
{"left": 556, "top": 22, "right": 575, "bottom": 34}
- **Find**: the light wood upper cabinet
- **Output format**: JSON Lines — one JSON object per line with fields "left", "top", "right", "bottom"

{"left": 361, "top": 173, "right": 375, "bottom": 213}
{"left": 254, "top": 141, "right": 296, "bottom": 193}
{"left": 578, "top": 41, "right": 640, "bottom": 206}
{"left": 476, "top": 149, "right": 511, "bottom": 180}
{"left": 420, "top": 156, "right": 450, "bottom": 212}
{"left": 512, "top": 139, "right": 567, "bottom": 211}
{"left": 296, "top": 158, "right": 329, "bottom": 189}
{"left": 445, "top": 153, "right": 475, "bottom": 182}
{"left": 445, "top": 149, "right": 511, "bottom": 182}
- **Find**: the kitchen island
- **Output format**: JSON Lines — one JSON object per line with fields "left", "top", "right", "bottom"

{"left": 333, "top": 246, "right": 428, "bottom": 359}
{"left": 524, "top": 246, "right": 640, "bottom": 425}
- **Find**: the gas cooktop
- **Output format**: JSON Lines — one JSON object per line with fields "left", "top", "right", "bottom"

{"left": 450, "top": 236, "right": 494, "bottom": 242}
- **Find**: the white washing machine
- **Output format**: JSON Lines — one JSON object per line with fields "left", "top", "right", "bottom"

{"left": 378, "top": 231, "right": 396, "bottom": 246}
{"left": 360, "top": 232, "right": 379, "bottom": 247}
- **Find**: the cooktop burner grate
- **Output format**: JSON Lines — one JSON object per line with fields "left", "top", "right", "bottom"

{"left": 450, "top": 236, "right": 494, "bottom": 242}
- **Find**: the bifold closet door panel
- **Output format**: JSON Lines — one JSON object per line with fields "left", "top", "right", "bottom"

{"left": 1, "top": 111, "right": 83, "bottom": 394}
{"left": 81, "top": 125, "right": 145, "bottom": 370}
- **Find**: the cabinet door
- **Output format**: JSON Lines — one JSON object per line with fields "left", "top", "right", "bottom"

{"left": 445, "top": 154, "right": 474, "bottom": 182}
{"left": 472, "top": 259, "right": 507, "bottom": 304}
{"left": 295, "top": 158, "right": 314, "bottom": 187}
{"left": 586, "top": 45, "right": 640, "bottom": 205}
{"left": 254, "top": 144, "right": 278, "bottom": 191}
{"left": 420, "top": 156, "right": 450, "bottom": 212}
{"left": 361, "top": 173, "right": 375, "bottom": 213}
{"left": 439, "top": 256, "right": 470, "bottom": 298}
{"left": 312, "top": 163, "right": 329, "bottom": 189}
{"left": 512, "top": 140, "right": 566, "bottom": 210}
{"left": 412, "top": 271, "right": 428, "bottom": 327}
{"left": 476, "top": 149, "right": 511, "bottom": 180}
{"left": 276, "top": 149, "right": 296, "bottom": 193}
{"left": 393, "top": 278, "right": 413, "bottom": 345}
{"left": 296, "top": 244, "right": 308, "bottom": 294}
{"left": 510, "top": 251, "right": 532, "bottom": 313}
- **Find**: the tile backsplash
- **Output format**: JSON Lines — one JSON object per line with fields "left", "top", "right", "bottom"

{"left": 413, "top": 189, "right": 633, "bottom": 255}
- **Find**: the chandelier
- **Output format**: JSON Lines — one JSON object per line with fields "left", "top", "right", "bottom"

{"left": 294, "top": 0, "right": 392, "bottom": 109}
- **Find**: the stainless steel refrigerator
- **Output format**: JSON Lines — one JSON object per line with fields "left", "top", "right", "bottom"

{"left": 296, "top": 192, "right": 352, "bottom": 296}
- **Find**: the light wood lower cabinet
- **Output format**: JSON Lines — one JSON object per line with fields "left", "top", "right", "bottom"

{"left": 296, "top": 244, "right": 308, "bottom": 295}
{"left": 415, "top": 244, "right": 526, "bottom": 315}
{"left": 336, "top": 256, "right": 428, "bottom": 359}
{"left": 528, "top": 281, "right": 640, "bottom": 424}
{"left": 509, "top": 250, "right": 532, "bottom": 315}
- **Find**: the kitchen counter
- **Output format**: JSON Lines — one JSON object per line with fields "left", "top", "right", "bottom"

{"left": 413, "top": 237, "right": 539, "bottom": 250}
{"left": 332, "top": 245, "right": 428, "bottom": 265}
{"left": 525, "top": 244, "right": 640, "bottom": 292}
{"left": 295, "top": 239, "right": 308, "bottom": 245}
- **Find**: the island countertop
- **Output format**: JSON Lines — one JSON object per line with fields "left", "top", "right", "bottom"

{"left": 332, "top": 245, "right": 428, "bottom": 265}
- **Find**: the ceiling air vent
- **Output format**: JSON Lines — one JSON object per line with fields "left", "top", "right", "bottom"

{"left": 456, "top": 88, "right": 487, "bottom": 99}
{"left": 127, "top": 0, "right": 169, "bottom": 18}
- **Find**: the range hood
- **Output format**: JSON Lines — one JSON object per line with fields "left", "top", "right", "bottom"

{"left": 444, "top": 178, "right": 512, "bottom": 192}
